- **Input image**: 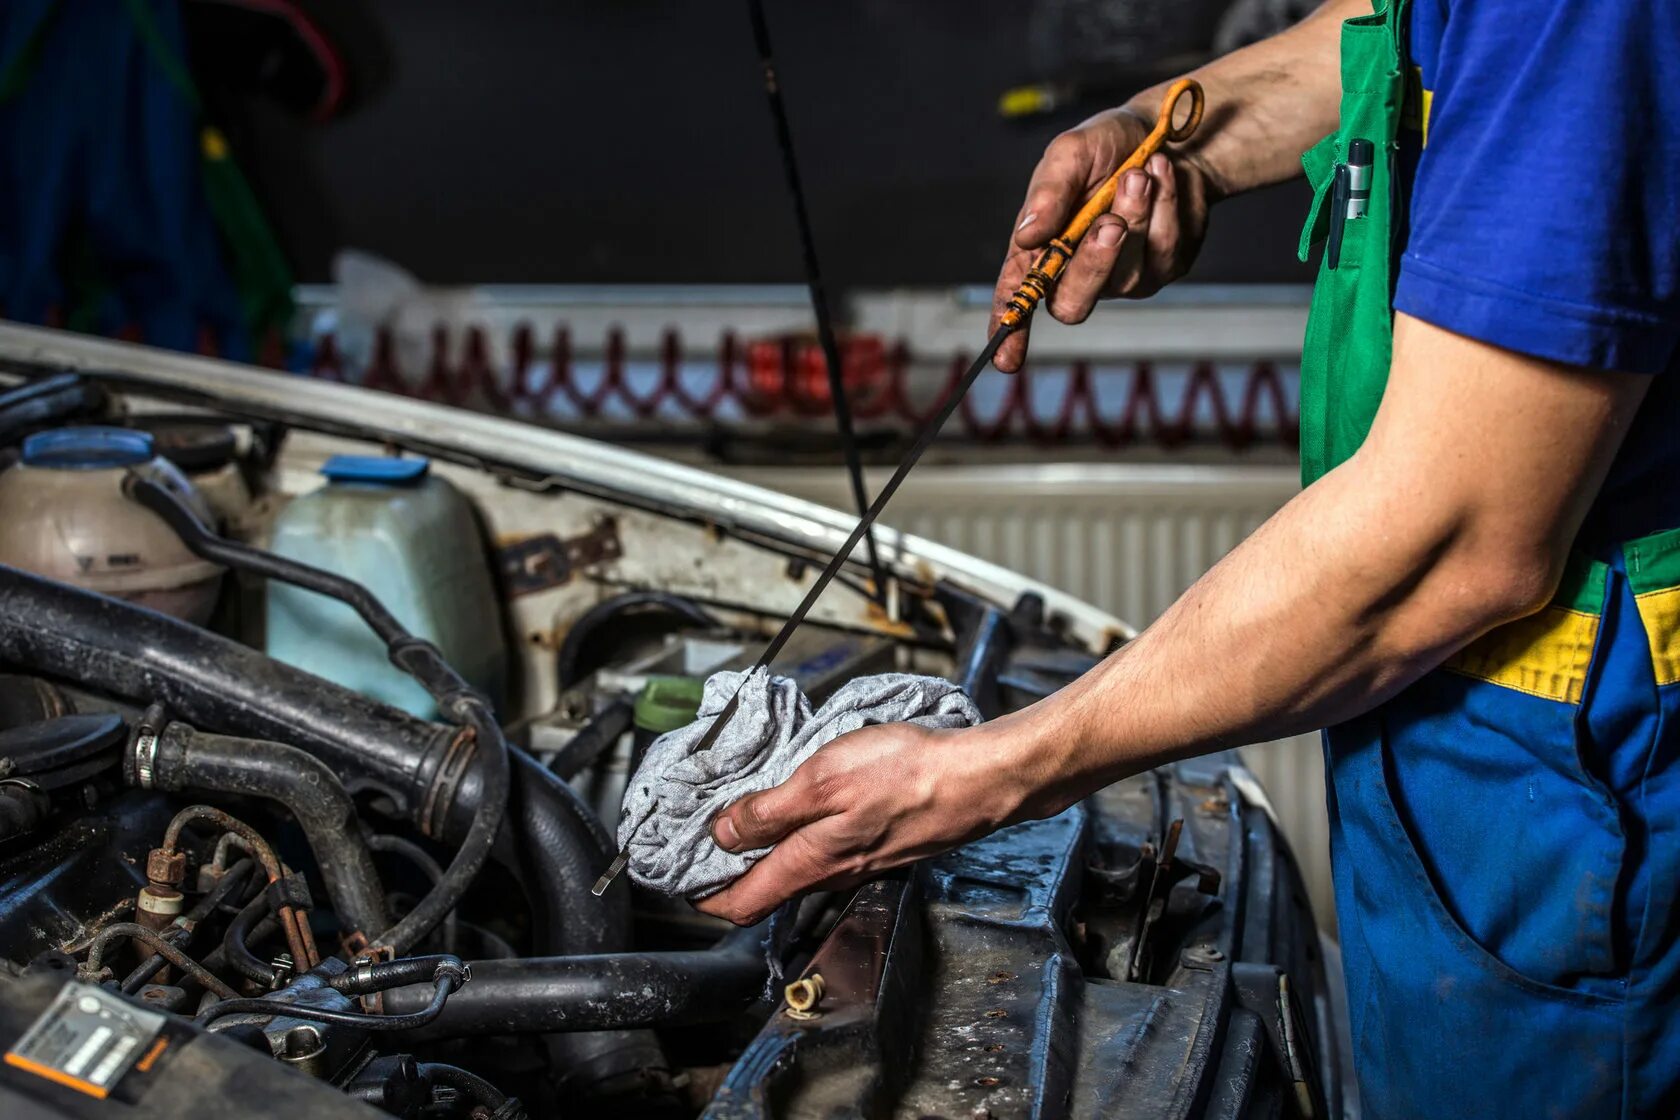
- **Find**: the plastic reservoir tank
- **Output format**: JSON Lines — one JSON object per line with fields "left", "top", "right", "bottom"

{"left": 265, "top": 455, "right": 506, "bottom": 719}
{"left": 0, "top": 427, "right": 222, "bottom": 623}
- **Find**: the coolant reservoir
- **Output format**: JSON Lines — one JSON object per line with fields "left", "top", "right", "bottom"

{"left": 266, "top": 455, "right": 506, "bottom": 719}
{"left": 0, "top": 427, "right": 222, "bottom": 623}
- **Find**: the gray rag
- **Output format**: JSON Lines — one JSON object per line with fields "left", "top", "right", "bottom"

{"left": 617, "top": 668, "right": 982, "bottom": 899}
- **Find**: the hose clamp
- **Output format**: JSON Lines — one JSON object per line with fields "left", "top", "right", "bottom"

{"left": 132, "top": 729, "right": 159, "bottom": 789}
{"left": 434, "top": 959, "right": 470, "bottom": 990}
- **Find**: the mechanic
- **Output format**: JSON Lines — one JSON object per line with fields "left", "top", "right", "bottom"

{"left": 699, "top": 1, "right": 1680, "bottom": 1115}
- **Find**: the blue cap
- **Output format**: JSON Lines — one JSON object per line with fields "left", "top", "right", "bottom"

{"left": 320, "top": 455, "right": 430, "bottom": 484}
{"left": 21, "top": 426, "right": 156, "bottom": 470}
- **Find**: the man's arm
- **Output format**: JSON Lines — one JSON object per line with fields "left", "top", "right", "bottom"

{"left": 992, "top": 0, "right": 1364, "bottom": 371}
{"left": 696, "top": 314, "right": 1649, "bottom": 925}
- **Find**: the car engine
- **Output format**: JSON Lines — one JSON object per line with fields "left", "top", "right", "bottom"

{"left": 0, "top": 360, "right": 1345, "bottom": 1119}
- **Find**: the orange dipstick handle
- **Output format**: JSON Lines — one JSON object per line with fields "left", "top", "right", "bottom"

{"left": 1000, "top": 78, "right": 1205, "bottom": 329}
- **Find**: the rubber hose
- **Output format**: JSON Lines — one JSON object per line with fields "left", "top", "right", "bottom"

{"left": 222, "top": 890, "right": 280, "bottom": 987}
{"left": 329, "top": 954, "right": 465, "bottom": 996}
{"left": 0, "top": 566, "right": 651, "bottom": 1085}
{"left": 145, "top": 723, "right": 389, "bottom": 944}
{"left": 200, "top": 913, "right": 280, "bottom": 984}
{"left": 545, "top": 699, "right": 633, "bottom": 781}
{"left": 382, "top": 925, "right": 767, "bottom": 1039}
{"left": 370, "top": 833, "right": 459, "bottom": 954}
{"left": 120, "top": 478, "right": 506, "bottom": 956}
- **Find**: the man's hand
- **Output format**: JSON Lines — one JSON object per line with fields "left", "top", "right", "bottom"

{"left": 990, "top": 108, "right": 1218, "bottom": 374}
{"left": 988, "top": 0, "right": 1367, "bottom": 374}
{"left": 694, "top": 721, "right": 1035, "bottom": 926}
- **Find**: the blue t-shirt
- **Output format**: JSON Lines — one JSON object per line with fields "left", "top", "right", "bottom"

{"left": 1396, "top": 0, "right": 1680, "bottom": 552}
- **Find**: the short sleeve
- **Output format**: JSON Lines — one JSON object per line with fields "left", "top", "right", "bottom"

{"left": 1394, "top": 1, "right": 1680, "bottom": 374}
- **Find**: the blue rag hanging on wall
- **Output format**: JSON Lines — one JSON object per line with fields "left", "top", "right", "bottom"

{"left": 0, "top": 0, "right": 287, "bottom": 359}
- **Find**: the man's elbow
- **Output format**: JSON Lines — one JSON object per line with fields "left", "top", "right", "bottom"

{"left": 1446, "top": 540, "right": 1566, "bottom": 634}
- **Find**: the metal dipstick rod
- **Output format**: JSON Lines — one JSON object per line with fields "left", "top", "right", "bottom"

{"left": 745, "top": 0, "right": 888, "bottom": 601}
{"left": 592, "top": 78, "right": 1205, "bottom": 896}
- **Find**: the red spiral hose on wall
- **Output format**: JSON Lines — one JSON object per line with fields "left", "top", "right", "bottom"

{"left": 307, "top": 322, "right": 1299, "bottom": 451}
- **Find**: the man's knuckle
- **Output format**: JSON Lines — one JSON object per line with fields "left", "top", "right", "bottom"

{"left": 1047, "top": 129, "right": 1087, "bottom": 159}
{"left": 1049, "top": 299, "right": 1088, "bottom": 326}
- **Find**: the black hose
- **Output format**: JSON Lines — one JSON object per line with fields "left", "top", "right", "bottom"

{"left": 119, "top": 476, "right": 509, "bottom": 957}
{"left": 545, "top": 698, "right": 633, "bottom": 781}
{"left": 125, "top": 473, "right": 473, "bottom": 702}
{"left": 382, "top": 925, "right": 768, "bottom": 1038}
{"left": 366, "top": 716, "right": 502, "bottom": 956}
{"left": 329, "top": 954, "right": 466, "bottom": 996}
{"left": 200, "top": 913, "right": 280, "bottom": 984}
{"left": 0, "top": 566, "right": 455, "bottom": 804}
{"left": 0, "top": 569, "right": 609, "bottom": 927}
{"left": 0, "top": 565, "right": 652, "bottom": 1089}
{"left": 419, "top": 1062, "right": 507, "bottom": 1109}
{"left": 201, "top": 972, "right": 460, "bottom": 1032}
{"left": 0, "top": 373, "right": 106, "bottom": 445}
{"left": 505, "top": 750, "right": 621, "bottom": 953}
{"left": 123, "top": 859, "right": 254, "bottom": 993}
{"left": 222, "top": 889, "right": 281, "bottom": 987}
{"left": 142, "top": 722, "right": 390, "bottom": 945}
{"left": 370, "top": 833, "right": 459, "bottom": 954}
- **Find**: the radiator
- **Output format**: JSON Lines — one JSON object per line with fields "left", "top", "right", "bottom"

{"left": 724, "top": 461, "right": 1335, "bottom": 931}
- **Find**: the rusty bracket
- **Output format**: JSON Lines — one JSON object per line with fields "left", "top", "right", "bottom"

{"left": 497, "top": 518, "right": 622, "bottom": 597}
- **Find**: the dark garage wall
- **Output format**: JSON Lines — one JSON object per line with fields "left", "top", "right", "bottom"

{"left": 304, "top": 1, "right": 1313, "bottom": 289}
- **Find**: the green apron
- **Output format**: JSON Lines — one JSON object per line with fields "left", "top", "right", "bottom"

{"left": 1296, "top": 0, "right": 1408, "bottom": 485}
{"left": 1299, "top": 4, "right": 1680, "bottom": 1117}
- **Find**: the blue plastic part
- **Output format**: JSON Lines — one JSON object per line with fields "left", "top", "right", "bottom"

{"left": 319, "top": 455, "right": 430, "bottom": 484}
{"left": 21, "top": 427, "right": 156, "bottom": 470}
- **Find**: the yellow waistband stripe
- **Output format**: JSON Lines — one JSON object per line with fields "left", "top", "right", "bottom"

{"left": 1444, "top": 605, "right": 1599, "bottom": 704}
{"left": 1634, "top": 585, "right": 1680, "bottom": 687}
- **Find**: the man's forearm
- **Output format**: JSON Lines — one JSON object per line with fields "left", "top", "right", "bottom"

{"left": 996, "top": 453, "right": 1498, "bottom": 812}
{"left": 1124, "top": 0, "right": 1364, "bottom": 199}
{"left": 990, "top": 315, "right": 1646, "bottom": 819}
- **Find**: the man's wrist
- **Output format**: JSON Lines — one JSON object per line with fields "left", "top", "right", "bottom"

{"left": 967, "top": 688, "right": 1103, "bottom": 824}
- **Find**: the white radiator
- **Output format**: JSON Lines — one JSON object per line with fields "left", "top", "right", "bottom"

{"left": 724, "top": 461, "right": 1334, "bottom": 931}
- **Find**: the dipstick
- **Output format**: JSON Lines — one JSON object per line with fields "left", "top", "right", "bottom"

{"left": 999, "top": 78, "right": 1203, "bottom": 330}
{"left": 591, "top": 81, "right": 1204, "bottom": 896}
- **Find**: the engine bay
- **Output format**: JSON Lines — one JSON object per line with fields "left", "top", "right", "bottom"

{"left": 0, "top": 351, "right": 1342, "bottom": 1119}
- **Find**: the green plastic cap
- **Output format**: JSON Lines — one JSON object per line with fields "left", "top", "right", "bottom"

{"left": 633, "top": 675, "right": 706, "bottom": 734}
